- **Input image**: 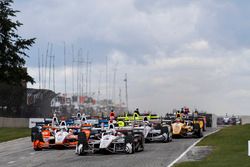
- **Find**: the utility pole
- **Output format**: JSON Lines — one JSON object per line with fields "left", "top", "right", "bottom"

{"left": 124, "top": 73, "right": 128, "bottom": 111}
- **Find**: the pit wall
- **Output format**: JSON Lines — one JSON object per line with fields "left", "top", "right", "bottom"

{"left": 0, "top": 117, "right": 29, "bottom": 128}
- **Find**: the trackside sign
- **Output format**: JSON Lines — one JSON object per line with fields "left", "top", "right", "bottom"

{"left": 29, "top": 118, "right": 44, "bottom": 128}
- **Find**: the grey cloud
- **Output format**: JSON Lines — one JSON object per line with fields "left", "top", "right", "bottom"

{"left": 13, "top": 0, "right": 250, "bottom": 115}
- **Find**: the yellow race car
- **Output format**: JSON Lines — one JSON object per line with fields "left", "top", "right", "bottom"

{"left": 171, "top": 118, "right": 203, "bottom": 138}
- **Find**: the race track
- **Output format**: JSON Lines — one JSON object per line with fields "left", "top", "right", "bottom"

{"left": 0, "top": 128, "right": 216, "bottom": 167}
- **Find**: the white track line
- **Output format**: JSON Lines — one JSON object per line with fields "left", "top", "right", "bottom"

{"left": 167, "top": 129, "right": 220, "bottom": 167}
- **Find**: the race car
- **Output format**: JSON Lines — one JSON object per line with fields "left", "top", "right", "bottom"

{"left": 171, "top": 118, "right": 203, "bottom": 138}
{"left": 32, "top": 120, "right": 79, "bottom": 151}
{"left": 116, "top": 111, "right": 160, "bottom": 127}
{"left": 145, "top": 123, "right": 172, "bottom": 143}
{"left": 75, "top": 124, "right": 145, "bottom": 155}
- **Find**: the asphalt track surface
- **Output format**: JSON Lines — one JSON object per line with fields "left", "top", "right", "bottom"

{"left": 0, "top": 128, "right": 216, "bottom": 167}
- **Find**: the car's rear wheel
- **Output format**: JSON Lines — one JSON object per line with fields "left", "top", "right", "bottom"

{"left": 31, "top": 127, "right": 39, "bottom": 142}
{"left": 193, "top": 123, "right": 203, "bottom": 138}
{"left": 125, "top": 134, "right": 135, "bottom": 154}
{"left": 33, "top": 133, "right": 43, "bottom": 151}
{"left": 77, "top": 132, "right": 88, "bottom": 155}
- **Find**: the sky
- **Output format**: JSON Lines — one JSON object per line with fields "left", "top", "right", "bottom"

{"left": 12, "top": 0, "right": 250, "bottom": 116}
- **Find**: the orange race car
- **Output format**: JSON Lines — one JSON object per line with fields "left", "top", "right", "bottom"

{"left": 32, "top": 121, "right": 79, "bottom": 151}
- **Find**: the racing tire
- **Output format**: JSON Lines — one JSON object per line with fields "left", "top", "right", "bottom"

{"left": 33, "top": 141, "right": 42, "bottom": 151}
{"left": 77, "top": 132, "right": 88, "bottom": 155}
{"left": 193, "top": 123, "right": 203, "bottom": 138}
{"left": 165, "top": 133, "right": 171, "bottom": 143}
{"left": 33, "top": 133, "right": 43, "bottom": 151}
{"left": 134, "top": 132, "right": 144, "bottom": 152}
{"left": 161, "top": 126, "right": 169, "bottom": 143}
{"left": 125, "top": 134, "right": 135, "bottom": 154}
{"left": 202, "top": 121, "right": 206, "bottom": 131}
{"left": 31, "top": 127, "right": 39, "bottom": 142}
{"left": 140, "top": 134, "right": 145, "bottom": 151}
{"left": 168, "top": 132, "right": 173, "bottom": 142}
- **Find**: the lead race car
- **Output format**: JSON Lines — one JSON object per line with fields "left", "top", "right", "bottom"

{"left": 75, "top": 123, "right": 145, "bottom": 155}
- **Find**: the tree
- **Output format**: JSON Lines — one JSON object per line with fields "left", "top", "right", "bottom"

{"left": 0, "top": 0, "right": 35, "bottom": 85}
{"left": 0, "top": 0, "right": 35, "bottom": 117}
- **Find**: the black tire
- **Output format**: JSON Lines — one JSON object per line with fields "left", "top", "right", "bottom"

{"left": 202, "top": 120, "right": 206, "bottom": 131}
{"left": 31, "top": 127, "right": 39, "bottom": 142}
{"left": 125, "top": 134, "right": 135, "bottom": 154}
{"left": 193, "top": 123, "right": 203, "bottom": 138}
{"left": 34, "top": 145, "right": 42, "bottom": 151}
{"left": 33, "top": 133, "right": 43, "bottom": 151}
{"left": 77, "top": 132, "right": 88, "bottom": 155}
{"left": 134, "top": 132, "right": 144, "bottom": 152}
{"left": 161, "top": 126, "right": 169, "bottom": 143}
{"left": 34, "top": 132, "right": 43, "bottom": 142}
{"left": 168, "top": 132, "right": 173, "bottom": 142}
{"left": 131, "top": 143, "right": 135, "bottom": 153}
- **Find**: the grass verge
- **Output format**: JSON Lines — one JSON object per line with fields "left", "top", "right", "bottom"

{"left": 174, "top": 125, "right": 250, "bottom": 167}
{"left": 0, "top": 128, "right": 30, "bottom": 143}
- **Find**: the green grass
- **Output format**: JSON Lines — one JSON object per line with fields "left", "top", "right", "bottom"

{"left": 174, "top": 125, "right": 250, "bottom": 167}
{"left": 0, "top": 128, "right": 30, "bottom": 143}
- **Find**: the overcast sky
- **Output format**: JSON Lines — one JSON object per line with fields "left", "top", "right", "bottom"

{"left": 13, "top": 0, "right": 250, "bottom": 116}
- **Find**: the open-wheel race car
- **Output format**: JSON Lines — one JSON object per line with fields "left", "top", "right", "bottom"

{"left": 145, "top": 123, "right": 172, "bottom": 143}
{"left": 171, "top": 118, "right": 203, "bottom": 138}
{"left": 31, "top": 115, "right": 79, "bottom": 151}
{"left": 75, "top": 124, "right": 144, "bottom": 155}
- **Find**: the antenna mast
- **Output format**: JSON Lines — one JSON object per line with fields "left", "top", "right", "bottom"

{"left": 48, "top": 44, "right": 53, "bottom": 90}
{"left": 53, "top": 53, "right": 55, "bottom": 92}
{"left": 124, "top": 73, "right": 128, "bottom": 111}
{"left": 72, "top": 45, "right": 75, "bottom": 95}
{"left": 44, "top": 42, "right": 49, "bottom": 89}
{"left": 112, "top": 64, "right": 118, "bottom": 104}
{"left": 106, "top": 55, "right": 108, "bottom": 107}
{"left": 86, "top": 52, "right": 89, "bottom": 96}
{"left": 64, "top": 42, "right": 67, "bottom": 95}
